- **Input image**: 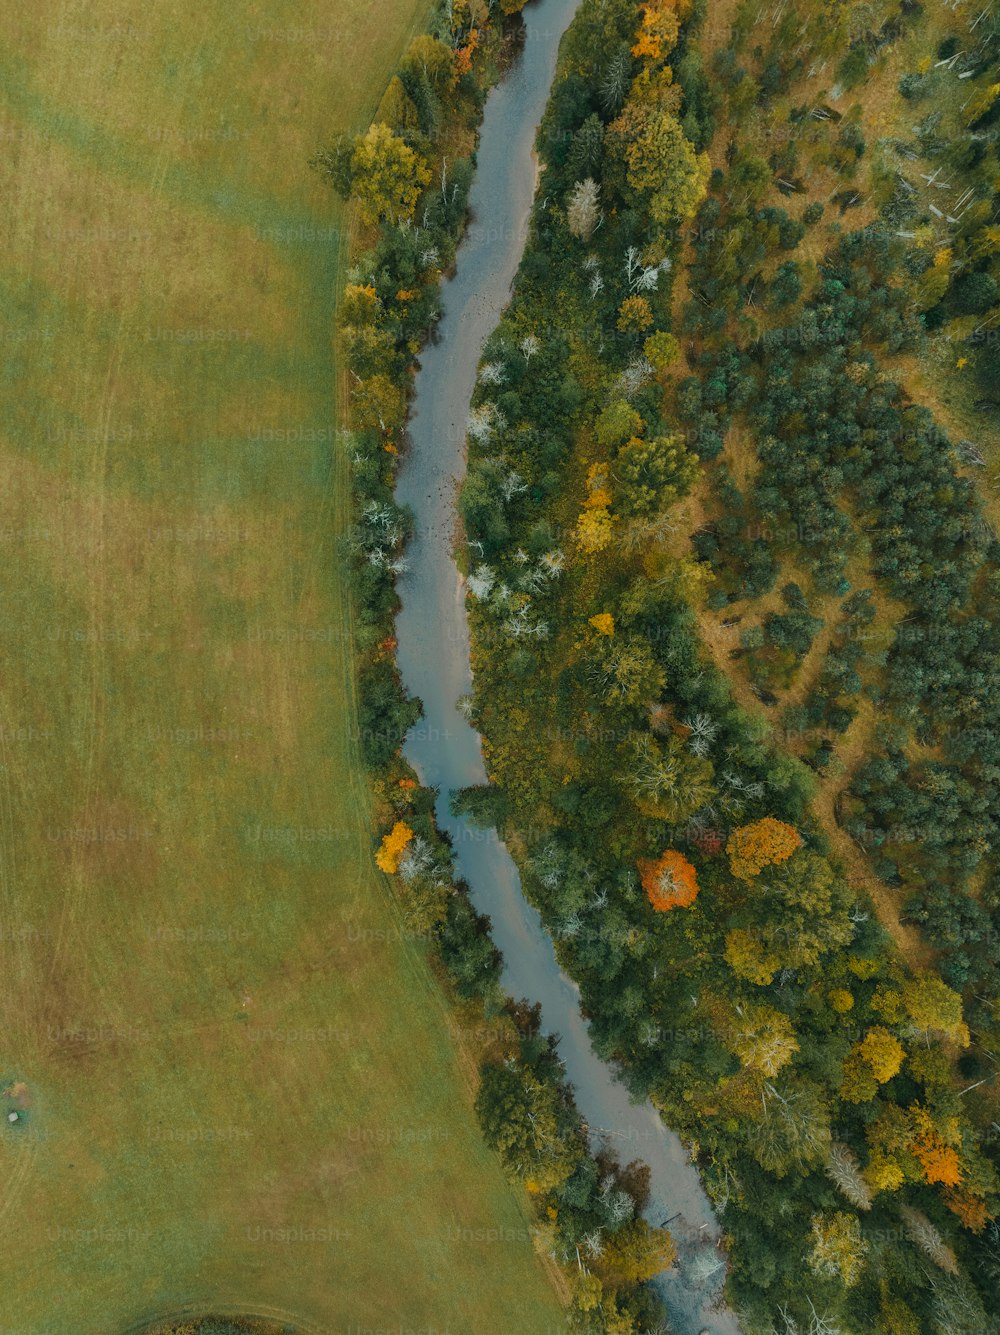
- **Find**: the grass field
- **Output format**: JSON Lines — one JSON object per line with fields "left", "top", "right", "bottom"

{"left": 0, "top": 5, "right": 565, "bottom": 1333}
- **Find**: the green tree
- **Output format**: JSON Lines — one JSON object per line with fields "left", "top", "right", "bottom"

{"left": 733, "top": 850, "right": 854, "bottom": 972}
{"left": 312, "top": 135, "right": 355, "bottom": 198}
{"left": 623, "top": 730, "right": 714, "bottom": 822}
{"left": 375, "top": 75, "right": 420, "bottom": 134}
{"left": 475, "top": 1061, "right": 580, "bottom": 1191}
{"left": 748, "top": 1077, "right": 832, "bottom": 1176}
{"left": 614, "top": 434, "right": 698, "bottom": 516}
{"left": 595, "top": 399, "right": 644, "bottom": 449}
{"left": 400, "top": 34, "right": 458, "bottom": 93}
{"left": 590, "top": 637, "right": 666, "bottom": 709}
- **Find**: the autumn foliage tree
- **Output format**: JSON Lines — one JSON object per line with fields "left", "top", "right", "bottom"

{"left": 630, "top": 0, "right": 680, "bottom": 60}
{"left": 944, "top": 1187, "right": 990, "bottom": 1233}
{"left": 349, "top": 123, "right": 431, "bottom": 225}
{"left": 617, "top": 295, "right": 654, "bottom": 332}
{"left": 575, "top": 505, "right": 614, "bottom": 553}
{"left": 593, "top": 1219, "right": 676, "bottom": 1287}
{"left": 719, "top": 998, "right": 798, "bottom": 1077}
{"left": 808, "top": 1211, "right": 868, "bottom": 1287}
{"left": 607, "top": 102, "right": 710, "bottom": 226}
{"left": 841, "top": 1027, "right": 905, "bottom": 1103}
{"left": 909, "top": 1105, "right": 963, "bottom": 1188}
{"left": 375, "top": 821, "right": 414, "bottom": 874}
{"left": 638, "top": 848, "right": 698, "bottom": 910}
{"left": 352, "top": 372, "right": 407, "bottom": 435}
{"left": 727, "top": 816, "right": 802, "bottom": 879}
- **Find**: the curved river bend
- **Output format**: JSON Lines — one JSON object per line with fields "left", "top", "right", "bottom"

{"left": 393, "top": 4, "right": 740, "bottom": 1331}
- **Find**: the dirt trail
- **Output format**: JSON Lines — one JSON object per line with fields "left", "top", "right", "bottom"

{"left": 668, "top": 8, "right": 936, "bottom": 974}
{"left": 695, "top": 610, "right": 932, "bottom": 970}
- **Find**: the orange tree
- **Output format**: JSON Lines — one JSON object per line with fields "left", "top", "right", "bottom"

{"left": 638, "top": 849, "right": 698, "bottom": 910}
{"left": 727, "top": 816, "right": 803, "bottom": 879}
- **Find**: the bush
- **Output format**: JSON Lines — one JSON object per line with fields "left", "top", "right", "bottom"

{"left": 356, "top": 660, "right": 421, "bottom": 769}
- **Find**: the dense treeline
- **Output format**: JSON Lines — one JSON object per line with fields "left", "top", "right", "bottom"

{"left": 326, "top": 3, "right": 501, "bottom": 1002}
{"left": 459, "top": 0, "right": 1000, "bottom": 1330}
{"left": 326, "top": 4, "right": 673, "bottom": 1330}
{"left": 667, "top": 0, "right": 1000, "bottom": 1008}
{"left": 684, "top": 203, "right": 1000, "bottom": 1003}
{"left": 144, "top": 1322, "right": 286, "bottom": 1335}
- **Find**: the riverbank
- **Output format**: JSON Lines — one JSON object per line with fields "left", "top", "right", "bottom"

{"left": 0, "top": 2, "right": 550, "bottom": 1332}
{"left": 390, "top": 1, "right": 739, "bottom": 1332}
{"left": 333, "top": 3, "right": 687, "bottom": 1330}
{"left": 333, "top": 0, "right": 730, "bottom": 1329}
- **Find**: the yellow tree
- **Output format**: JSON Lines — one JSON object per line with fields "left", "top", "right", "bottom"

{"left": 350, "top": 124, "right": 431, "bottom": 225}
{"left": 808, "top": 1212, "right": 868, "bottom": 1287}
{"left": 965, "top": 82, "right": 1000, "bottom": 126}
{"left": 643, "top": 330, "right": 679, "bottom": 371}
{"left": 594, "top": 1219, "right": 676, "bottom": 1287}
{"left": 841, "top": 1027, "right": 904, "bottom": 1104}
{"left": 576, "top": 506, "right": 614, "bottom": 553}
{"left": 608, "top": 105, "right": 710, "bottom": 225}
{"left": 860, "top": 1027, "right": 905, "bottom": 1081}
{"left": 727, "top": 816, "right": 802, "bottom": 879}
{"left": 617, "top": 295, "right": 654, "bottom": 332}
{"left": 352, "top": 373, "right": 407, "bottom": 434}
{"left": 375, "top": 821, "right": 414, "bottom": 874}
{"left": 725, "top": 927, "right": 780, "bottom": 986}
{"left": 631, "top": 1, "right": 680, "bottom": 60}
{"left": 865, "top": 1105, "right": 918, "bottom": 1195}
{"left": 724, "top": 1000, "right": 798, "bottom": 1077}
{"left": 902, "top": 976, "right": 969, "bottom": 1046}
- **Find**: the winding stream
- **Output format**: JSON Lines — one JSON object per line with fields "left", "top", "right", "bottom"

{"left": 394, "top": 4, "right": 740, "bottom": 1331}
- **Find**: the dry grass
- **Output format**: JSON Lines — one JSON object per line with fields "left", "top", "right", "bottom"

{"left": 0, "top": 5, "right": 567, "bottom": 1333}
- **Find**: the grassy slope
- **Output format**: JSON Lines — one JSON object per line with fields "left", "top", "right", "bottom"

{"left": 0, "top": 4, "right": 564, "bottom": 1332}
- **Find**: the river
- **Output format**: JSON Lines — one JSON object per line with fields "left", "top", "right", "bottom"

{"left": 393, "top": 3, "right": 740, "bottom": 1331}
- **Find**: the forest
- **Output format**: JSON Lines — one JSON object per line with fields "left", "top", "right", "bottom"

{"left": 454, "top": 0, "right": 1000, "bottom": 1330}
{"left": 332, "top": 0, "right": 1000, "bottom": 1330}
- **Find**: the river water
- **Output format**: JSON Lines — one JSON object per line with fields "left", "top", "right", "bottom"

{"left": 393, "top": 4, "right": 740, "bottom": 1331}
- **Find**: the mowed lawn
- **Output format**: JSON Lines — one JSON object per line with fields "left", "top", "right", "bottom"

{"left": 0, "top": 5, "right": 565, "bottom": 1333}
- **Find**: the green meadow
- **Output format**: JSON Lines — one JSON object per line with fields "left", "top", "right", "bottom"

{"left": 0, "top": 4, "right": 564, "bottom": 1332}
